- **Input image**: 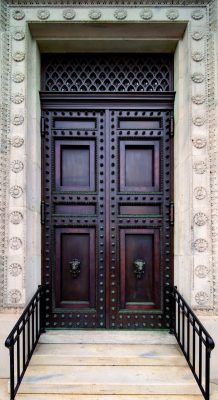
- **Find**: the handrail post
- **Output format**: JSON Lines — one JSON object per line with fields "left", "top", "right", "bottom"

{"left": 9, "top": 345, "right": 15, "bottom": 400}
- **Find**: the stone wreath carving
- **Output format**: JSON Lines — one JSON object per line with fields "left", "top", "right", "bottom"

{"left": 12, "top": 114, "right": 24, "bottom": 126}
{"left": 9, "top": 211, "right": 23, "bottom": 224}
{"left": 11, "top": 93, "right": 24, "bottom": 104}
{"left": 194, "top": 238, "right": 208, "bottom": 252}
{"left": 13, "top": 52, "right": 25, "bottom": 62}
{"left": 13, "top": 30, "right": 25, "bottom": 41}
{"left": 10, "top": 136, "right": 24, "bottom": 148}
{"left": 191, "top": 31, "right": 204, "bottom": 41}
{"left": 195, "top": 291, "right": 209, "bottom": 305}
{"left": 195, "top": 265, "right": 209, "bottom": 278}
{"left": 63, "top": 9, "right": 76, "bottom": 19}
{"left": 9, "top": 263, "right": 22, "bottom": 277}
{"left": 192, "top": 51, "right": 204, "bottom": 62}
{"left": 9, "top": 237, "right": 22, "bottom": 250}
{"left": 191, "top": 9, "right": 204, "bottom": 20}
{"left": 8, "top": 290, "right": 22, "bottom": 304}
{"left": 191, "top": 73, "right": 204, "bottom": 83}
{"left": 89, "top": 9, "right": 101, "bottom": 20}
{"left": 114, "top": 9, "right": 127, "bottom": 20}
{"left": 193, "top": 212, "right": 208, "bottom": 226}
{"left": 194, "top": 186, "right": 207, "bottom": 200}
{"left": 10, "top": 185, "right": 23, "bottom": 199}
{"left": 192, "top": 115, "right": 205, "bottom": 126}
{"left": 193, "top": 161, "right": 207, "bottom": 174}
{"left": 12, "top": 9, "right": 25, "bottom": 20}
{"left": 140, "top": 8, "right": 153, "bottom": 20}
{"left": 37, "top": 9, "right": 50, "bottom": 20}
{"left": 12, "top": 72, "right": 25, "bottom": 83}
{"left": 191, "top": 94, "right": 206, "bottom": 105}
{"left": 192, "top": 137, "right": 206, "bottom": 149}
{"left": 166, "top": 9, "right": 179, "bottom": 20}
{"left": 11, "top": 160, "right": 24, "bottom": 173}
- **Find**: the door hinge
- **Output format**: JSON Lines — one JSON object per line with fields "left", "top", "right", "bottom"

{"left": 169, "top": 202, "right": 174, "bottom": 226}
{"left": 170, "top": 113, "right": 174, "bottom": 138}
{"left": 41, "top": 201, "right": 45, "bottom": 225}
{"left": 41, "top": 116, "right": 45, "bottom": 137}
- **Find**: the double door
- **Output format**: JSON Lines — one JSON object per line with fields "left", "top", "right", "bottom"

{"left": 41, "top": 94, "right": 174, "bottom": 329}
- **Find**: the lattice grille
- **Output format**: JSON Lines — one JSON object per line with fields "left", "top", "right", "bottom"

{"left": 41, "top": 54, "right": 173, "bottom": 92}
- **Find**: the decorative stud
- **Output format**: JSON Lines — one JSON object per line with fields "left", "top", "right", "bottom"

{"left": 9, "top": 211, "right": 23, "bottom": 224}
{"left": 9, "top": 237, "right": 22, "bottom": 250}
{"left": 191, "top": 9, "right": 204, "bottom": 20}
{"left": 191, "top": 94, "right": 206, "bottom": 104}
{"left": 195, "top": 265, "right": 209, "bottom": 278}
{"left": 12, "top": 114, "right": 24, "bottom": 125}
{"left": 195, "top": 291, "right": 209, "bottom": 305}
{"left": 194, "top": 238, "right": 208, "bottom": 252}
{"left": 114, "top": 9, "right": 127, "bottom": 20}
{"left": 12, "top": 9, "right": 25, "bottom": 20}
{"left": 10, "top": 136, "right": 24, "bottom": 148}
{"left": 166, "top": 9, "right": 179, "bottom": 20}
{"left": 37, "top": 9, "right": 50, "bottom": 20}
{"left": 11, "top": 93, "right": 24, "bottom": 104}
{"left": 192, "top": 115, "right": 206, "bottom": 126}
{"left": 192, "top": 137, "right": 206, "bottom": 148}
{"left": 13, "top": 52, "right": 25, "bottom": 62}
{"left": 12, "top": 72, "right": 25, "bottom": 83}
{"left": 192, "top": 31, "right": 204, "bottom": 41}
{"left": 192, "top": 51, "right": 204, "bottom": 62}
{"left": 194, "top": 161, "right": 207, "bottom": 174}
{"left": 63, "top": 9, "right": 76, "bottom": 20}
{"left": 89, "top": 9, "right": 101, "bottom": 20}
{"left": 191, "top": 73, "right": 204, "bottom": 83}
{"left": 13, "top": 30, "right": 25, "bottom": 41}
{"left": 140, "top": 8, "right": 153, "bottom": 20}
{"left": 194, "top": 187, "right": 207, "bottom": 200}
{"left": 193, "top": 212, "right": 208, "bottom": 226}
{"left": 10, "top": 185, "right": 23, "bottom": 198}
{"left": 8, "top": 289, "right": 22, "bottom": 304}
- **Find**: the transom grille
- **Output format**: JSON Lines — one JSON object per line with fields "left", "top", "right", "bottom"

{"left": 41, "top": 54, "right": 173, "bottom": 92}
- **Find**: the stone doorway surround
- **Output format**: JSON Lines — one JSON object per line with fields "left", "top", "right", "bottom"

{"left": 0, "top": 0, "right": 218, "bottom": 379}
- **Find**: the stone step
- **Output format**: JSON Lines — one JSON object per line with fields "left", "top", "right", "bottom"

{"left": 31, "top": 343, "right": 186, "bottom": 366}
{"left": 39, "top": 330, "right": 177, "bottom": 345}
{"left": 16, "top": 395, "right": 204, "bottom": 400}
{"left": 18, "top": 365, "right": 201, "bottom": 395}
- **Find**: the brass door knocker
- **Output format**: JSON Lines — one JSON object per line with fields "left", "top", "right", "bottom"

{"left": 69, "top": 258, "right": 81, "bottom": 278}
{"left": 134, "top": 259, "right": 145, "bottom": 279}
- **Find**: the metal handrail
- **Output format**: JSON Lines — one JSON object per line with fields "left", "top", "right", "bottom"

{"left": 170, "top": 286, "right": 215, "bottom": 400}
{"left": 5, "top": 285, "right": 45, "bottom": 400}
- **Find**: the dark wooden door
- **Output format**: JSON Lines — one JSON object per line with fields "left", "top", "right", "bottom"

{"left": 41, "top": 93, "right": 174, "bottom": 329}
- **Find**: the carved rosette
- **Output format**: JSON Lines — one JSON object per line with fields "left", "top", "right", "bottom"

{"left": 10, "top": 136, "right": 24, "bottom": 148}
{"left": 191, "top": 73, "right": 204, "bottom": 83}
{"left": 114, "top": 9, "right": 127, "bottom": 20}
{"left": 193, "top": 212, "right": 208, "bottom": 226}
{"left": 194, "top": 238, "right": 208, "bottom": 252}
{"left": 9, "top": 263, "right": 22, "bottom": 277}
{"left": 89, "top": 9, "right": 101, "bottom": 20}
{"left": 194, "top": 187, "right": 207, "bottom": 200}
{"left": 10, "top": 185, "right": 23, "bottom": 199}
{"left": 12, "top": 9, "right": 25, "bottom": 20}
{"left": 12, "top": 114, "right": 24, "bottom": 126}
{"left": 192, "top": 137, "right": 206, "bottom": 149}
{"left": 193, "top": 161, "right": 207, "bottom": 174}
{"left": 192, "top": 31, "right": 204, "bottom": 41}
{"left": 9, "top": 211, "right": 23, "bottom": 224}
{"left": 11, "top": 160, "right": 24, "bottom": 173}
{"left": 192, "top": 115, "right": 206, "bottom": 126}
{"left": 37, "top": 9, "right": 50, "bottom": 20}
{"left": 13, "top": 30, "right": 25, "bottom": 41}
{"left": 166, "top": 9, "right": 179, "bottom": 20}
{"left": 140, "top": 8, "right": 153, "bottom": 20}
{"left": 195, "top": 265, "right": 209, "bottom": 278}
{"left": 191, "top": 94, "right": 206, "bottom": 105}
{"left": 195, "top": 291, "right": 209, "bottom": 305}
{"left": 11, "top": 93, "right": 24, "bottom": 104}
{"left": 12, "top": 72, "right": 25, "bottom": 83}
{"left": 9, "top": 237, "right": 22, "bottom": 250}
{"left": 12, "top": 52, "right": 25, "bottom": 62}
{"left": 191, "top": 9, "right": 204, "bottom": 20}
{"left": 192, "top": 51, "right": 204, "bottom": 62}
{"left": 8, "top": 289, "right": 22, "bottom": 304}
{"left": 63, "top": 9, "right": 76, "bottom": 20}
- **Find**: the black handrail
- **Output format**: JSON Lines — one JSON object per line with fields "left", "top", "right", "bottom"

{"left": 170, "top": 286, "right": 215, "bottom": 400}
{"left": 5, "top": 285, "right": 45, "bottom": 400}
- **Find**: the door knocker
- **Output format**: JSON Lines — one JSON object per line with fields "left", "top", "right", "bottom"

{"left": 134, "top": 259, "right": 145, "bottom": 279}
{"left": 69, "top": 258, "right": 81, "bottom": 278}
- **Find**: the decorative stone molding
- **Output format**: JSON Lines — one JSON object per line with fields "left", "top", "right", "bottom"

{"left": 9, "top": 263, "right": 22, "bottom": 277}
{"left": 10, "top": 136, "right": 24, "bottom": 148}
{"left": 192, "top": 137, "right": 206, "bottom": 148}
{"left": 191, "top": 31, "right": 205, "bottom": 41}
{"left": 10, "top": 185, "right": 23, "bottom": 199}
{"left": 194, "top": 187, "right": 207, "bottom": 200}
{"left": 12, "top": 52, "right": 25, "bottom": 62}
{"left": 114, "top": 8, "right": 127, "bottom": 20}
{"left": 12, "top": 114, "right": 24, "bottom": 126}
{"left": 8, "top": 289, "right": 22, "bottom": 304}
{"left": 12, "top": 9, "right": 25, "bottom": 20}
{"left": 9, "top": 211, "right": 23, "bottom": 224}
{"left": 192, "top": 51, "right": 204, "bottom": 62}
{"left": 191, "top": 9, "right": 204, "bottom": 20}
{"left": 9, "top": 237, "right": 22, "bottom": 251}
{"left": 191, "top": 72, "right": 205, "bottom": 83}
{"left": 193, "top": 161, "right": 207, "bottom": 174}
{"left": 166, "top": 9, "right": 179, "bottom": 20}
{"left": 11, "top": 93, "right": 24, "bottom": 104}
{"left": 140, "top": 8, "right": 153, "bottom": 20}
{"left": 37, "top": 9, "right": 50, "bottom": 20}
{"left": 11, "top": 160, "right": 24, "bottom": 173}
{"left": 13, "top": 30, "right": 25, "bottom": 41}
{"left": 63, "top": 9, "right": 76, "bottom": 20}
{"left": 195, "top": 264, "right": 209, "bottom": 278}
{"left": 193, "top": 212, "right": 208, "bottom": 226}
{"left": 191, "top": 94, "right": 206, "bottom": 104}
{"left": 194, "top": 239, "right": 208, "bottom": 252}
{"left": 12, "top": 72, "right": 25, "bottom": 83}
{"left": 88, "top": 9, "right": 101, "bottom": 20}
{"left": 192, "top": 115, "right": 206, "bottom": 126}
{"left": 195, "top": 291, "right": 209, "bottom": 305}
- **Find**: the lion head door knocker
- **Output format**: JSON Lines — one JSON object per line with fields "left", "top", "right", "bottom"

{"left": 134, "top": 259, "right": 146, "bottom": 279}
{"left": 69, "top": 258, "right": 81, "bottom": 278}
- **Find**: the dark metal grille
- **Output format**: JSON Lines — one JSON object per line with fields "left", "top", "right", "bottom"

{"left": 41, "top": 54, "right": 173, "bottom": 92}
